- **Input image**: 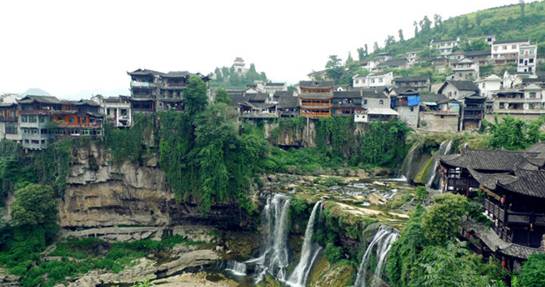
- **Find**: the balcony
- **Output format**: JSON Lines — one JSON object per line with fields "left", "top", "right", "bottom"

{"left": 484, "top": 198, "right": 545, "bottom": 226}
{"left": 130, "top": 81, "right": 156, "bottom": 88}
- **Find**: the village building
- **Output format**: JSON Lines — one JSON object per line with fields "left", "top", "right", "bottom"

{"left": 239, "top": 93, "right": 278, "bottom": 120}
{"left": 378, "top": 58, "right": 410, "bottom": 69}
{"left": 419, "top": 94, "right": 460, "bottom": 133}
{"left": 439, "top": 148, "right": 545, "bottom": 270}
{"left": 489, "top": 84, "right": 545, "bottom": 121}
{"left": 476, "top": 74, "right": 503, "bottom": 99}
{"left": 353, "top": 72, "right": 394, "bottom": 88}
{"left": 374, "top": 52, "right": 392, "bottom": 63}
{"left": 128, "top": 69, "right": 209, "bottom": 113}
{"left": 463, "top": 50, "right": 492, "bottom": 65}
{"left": 517, "top": 44, "right": 538, "bottom": 74}
{"left": 91, "top": 95, "right": 132, "bottom": 128}
{"left": 353, "top": 87, "right": 396, "bottom": 123}
{"left": 275, "top": 92, "right": 299, "bottom": 117}
{"left": 460, "top": 95, "right": 486, "bottom": 131}
{"left": 17, "top": 95, "right": 62, "bottom": 150}
{"left": 491, "top": 39, "right": 530, "bottom": 64}
{"left": 359, "top": 60, "right": 379, "bottom": 72}
{"left": 298, "top": 81, "right": 334, "bottom": 118}
{"left": 430, "top": 38, "right": 459, "bottom": 56}
{"left": 331, "top": 91, "right": 363, "bottom": 117}
{"left": 0, "top": 103, "right": 19, "bottom": 142}
{"left": 390, "top": 89, "right": 420, "bottom": 128}
{"left": 405, "top": 51, "right": 419, "bottom": 65}
{"left": 449, "top": 58, "right": 480, "bottom": 81}
{"left": 51, "top": 100, "right": 103, "bottom": 138}
{"left": 393, "top": 76, "right": 431, "bottom": 92}
{"left": 438, "top": 80, "right": 480, "bottom": 101}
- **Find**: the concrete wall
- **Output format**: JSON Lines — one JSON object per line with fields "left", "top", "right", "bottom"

{"left": 419, "top": 112, "right": 459, "bottom": 132}
{"left": 398, "top": 106, "right": 419, "bottom": 128}
{"left": 484, "top": 113, "right": 545, "bottom": 123}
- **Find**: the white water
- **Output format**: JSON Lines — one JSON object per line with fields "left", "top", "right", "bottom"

{"left": 426, "top": 140, "right": 453, "bottom": 189}
{"left": 354, "top": 227, "right": 399, "bottom": 287}
{"left": 249, "top": 194, "right": 291, "bottom": 283}
{"left": 225, "top": 261, "right": 247, "bottom": 276}
{"left": 286, "top": 201, "right": 323, "bottom": 287}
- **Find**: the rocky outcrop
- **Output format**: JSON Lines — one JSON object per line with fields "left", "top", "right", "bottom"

{"left": 0, "top": 268, "right": 19, "bottom": 287}
{"left": 63, "top": 249, "right": 219, "bottom": 287}
{"left": 59, "top": 142, "right": 254, "bottom": 240}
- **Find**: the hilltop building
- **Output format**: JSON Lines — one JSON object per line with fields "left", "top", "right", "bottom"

{"left": 353, "top": 72, "right": 394, "bottom": 88}
{"left": 517, "top": 44, "right": 538, "bottom": 74}
{"left": 233, "top": 57, "right": 248, "bottom": 74}
{"left": 429, "top": 38, "right": 459, "bottom": 56}
{"left": 491, "top": 39, "right": 530, "bottom": 64}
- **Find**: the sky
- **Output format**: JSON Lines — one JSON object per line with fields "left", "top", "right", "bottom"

{"left": 0, "top": 0, "right": 526, "bottom": 99}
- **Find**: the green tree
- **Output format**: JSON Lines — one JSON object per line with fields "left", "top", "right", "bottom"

{"left": 398, "top": 29, "right": 405, "bottom": 42}
{"left": 421, "top": 193, "right": 469, "bottom": 245}
{"left": 215, "top": 88, "right": 231, "bottom": 105}
{"left": 486, "top": 116, "right": 545, "bottom": 150}
{"left": 517, "top": 253, "right": 545, "bottom": 287}
{"left": 184, "top": 75, "right": 208, "bottom": 115}
{"left": 10, "top": 184, "right": 57, "bottom": 227}
{"left": 325, "top": 55, "right": 344, "bottom": 83}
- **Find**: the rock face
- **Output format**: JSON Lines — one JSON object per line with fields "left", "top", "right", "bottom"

{"left": 64, "top": 249, "right": 220, "bottom": 287}
{"left": 59, "top": 143, "right": 254, "bottom": 241}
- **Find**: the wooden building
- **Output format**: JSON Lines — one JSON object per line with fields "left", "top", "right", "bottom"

{"left": 298, "top": 81, "right": 334, "bottom": 118}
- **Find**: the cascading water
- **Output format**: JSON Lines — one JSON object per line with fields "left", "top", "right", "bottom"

{"left": 399, "top": 142, "right": 419, "bottom": 179}
{"left": 225, "top": 260, "right": 247, "bottom": 276}
{"left": 354, "top": 227, "right": 399, "bottom": 287}
{"left": 247, "top": 194, "right": 291, "bottom": 283}
{"left": 425, "top": 139, "right": 453, "bottom": 189}
{"left": 286, "top": 201, "right": 323, "bottom": 287}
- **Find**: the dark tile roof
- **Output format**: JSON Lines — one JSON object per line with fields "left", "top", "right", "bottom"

{"left": 380, "top": 58, "right": 408, "bottom": 67}
{"left": 299, "top": 81, "right": 334, "bottom": 88}
{"left": 448, "top": 80, "right": 479, "bottom": 92}
{"left": 333, "top": 91, "right": 362, "bottom": 99}
{"left": 162, "top": 71, "right": 190, "bottom": 78}
{"left": 394, "top": 76, "right": 429, "bottom": 83}
{"left": 18, "top": 95, "right": 61, "bottom": 104}
{"left": 498, "top": 169, "right": 545, "bottom": 198}
{"left": 247, "top": 93, "right": 268, "bottom": 102}
{"left": 420, "top": 93, "right": 447, "bottom": 103}
{"left": 361, "top": 88, "right": 387, "bottom": 99}
{"left": 440, "top": 149, "right": 539, "bottom": 172}
{"left": 464, "top": 50, "right": 491, "bottom": 57}
{"left": 128, "top": 69, "right": 163, "bottom": 76}
{"left": 277, "top": 94, "right": 299, "bottom": 109}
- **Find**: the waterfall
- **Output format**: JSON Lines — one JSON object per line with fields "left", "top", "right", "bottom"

{"left": 248, "top": 194, "right": 291, "bottom": 283}
{"left": 425, "top": 140, "right": 453, "bottom": 189}
{"left": 399, "top": 142, "right": 419, "bottom": 178}
{"left": 286, "top": 201, "right": 323, "bottom": 287}
{"left": 225, "top": 260, "right": 247, "bottom": 276}
{"left": 354, "top": 227, "right": 399, "bottom": 287}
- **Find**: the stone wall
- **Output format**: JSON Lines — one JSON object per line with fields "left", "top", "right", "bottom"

{"left": 419, "top": 112, "right": 459, "bottom": 132}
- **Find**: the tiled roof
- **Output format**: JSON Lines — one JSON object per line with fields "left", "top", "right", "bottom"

{"left": 394, "top": 76, "right": 429, "bottom": 83}
{"left": 464, "top": 50, "right": 490, "bottom": 57}
{"left": 18, "top": 95, "right": 61, "bottom": 104}
{"left": 299, "top": 80, "right": 334, "bottom": 88}
{"left": 498, "top": 169, "right": 545, "bottom": 198}
{"left": 448, "top": 80, "right": 479, "bottom": 92}
{"left": 277, "top": 94, "right": 299, "bottom": 109}
{"left": 247, "top": 93, "right": 268, "bottom": 102}
{"left": 440, "top": 149, "right": 539, "bottom": 172}
{"left": 361, "top": 88, "right": 387, "bottom": 99}
{"left": 333, "top": 91, "right": 362, "bottom": 99}
{"left": 493, "top": 39, "right": 529, "bottom": 45}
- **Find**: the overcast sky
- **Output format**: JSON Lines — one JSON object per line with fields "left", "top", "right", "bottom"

{"left": 0, "top": 0, "right": 525, "bottom": 99}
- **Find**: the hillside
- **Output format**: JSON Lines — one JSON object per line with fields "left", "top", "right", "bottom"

{"left": 374, "top": 0, "right": 545, "bottom": 57}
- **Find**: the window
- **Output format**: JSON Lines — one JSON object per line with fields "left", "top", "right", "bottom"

{"left": 529, "top": 58, "right": 534, "bottom": 63}
{"left": 530, "top": 92, "right": 537, "bottom": 99}
{"left": 21, "top": 115, "right": 27, "bottom": 123}
{"left": 379, "top": 100, "right": 384, "bottom": 105}
{"left": 503, "top": 45, "right": 507, "bottom": 50}
{"left": 39, "top": 116, "right": 45, "bottom": 123}
{"left": 69, "top": 117, "right": 75, "bottom": 123}
{"left": 520, "top": 59, "right": 524, "bottom": 64}
{"left": 494, "top": 46, "right": 498, "bottom": 51}
{"left": 512, "top": 44, "right": 516, "bottom": 49}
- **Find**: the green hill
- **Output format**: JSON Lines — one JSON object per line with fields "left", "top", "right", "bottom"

{"left": 375, "top": 0, "right": 545, "bottom": 57}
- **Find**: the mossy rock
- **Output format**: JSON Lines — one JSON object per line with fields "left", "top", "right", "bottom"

{"left": 256, "top": 275, "right": 282, "bottom": 287}
{"left": 308, "top": 256, "right": 355, "bottom": 287}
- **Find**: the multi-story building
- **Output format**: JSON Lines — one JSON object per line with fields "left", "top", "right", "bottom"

{"left": 275, "top": 92, "right": 299, "bottom": 118}
{"left": 353, "top": 72, "right": 394, "bottom": 88}
{"left": 17, "top": 95, "right": 62, "bottom": 150}
{"left": 0, "top": 103, "right": 19, "bottom": 141}
{"left": 298, "top": 81, "right": 334, "bottom": 118}
{"left": 450, "top": 58, "right": 479, "bottom": 81}
{"left": 331, "top": 91, "right": 363, "bottom": 116}
{"left": 429, "top": 38, "right": 459, "bottom": 56}
{"left": 390, "top": 89, "right": 420, "bottom": 128}
{"left": 91, "top": 95, "right": 132, "bottom": 128}
{"left": 233, "top": 57, "right": 248, "bottom": 74}
{"left": 460, "top": 95, "right": 486, "bottom": 131}
{"left": 517, "top": 44, "right": 538, "bottom": 74}
{"left": 128, "top": 69, "right": 209, "bottom": 113}
{"left": 393, "top": 76, "right": 431, "bottom": 92}
{"left": 491, "top": 39, "right": 530, "bottom": 64}
{"left": 51, "top": 100, "right": 103, "bottom": 138}
{"left": 491, "top": 84, "right": 545, "bottom": 119}
{"left": 438, "top": 80, "right": 480, "bottom": 101}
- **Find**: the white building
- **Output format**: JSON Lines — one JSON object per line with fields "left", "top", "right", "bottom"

{"left": 360, "top": 60, "right": 379, "bottom": 72}
{"left": 353, "top": 72, "right": 394, "bottom": 88}
{"left": 476, "top": 74, "right": 503, "bottom": 99}
{"left": 491, "top": 40, "right": 530, "bottom": 63}
{"left": 92, "top": 95, "right": 132, "bottom": 128}
{"left": 430, "top": 38, "right": 459, "bottom": 56}
{"left": 517, "top": 44, "right": 538, "bottom": 74}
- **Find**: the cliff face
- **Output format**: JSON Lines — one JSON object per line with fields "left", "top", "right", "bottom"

{"left": 59, "top": 143, "right": 254, "bottom": 241}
